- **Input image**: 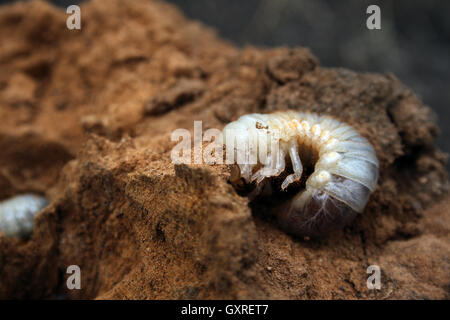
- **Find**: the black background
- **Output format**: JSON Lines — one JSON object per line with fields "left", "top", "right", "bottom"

{"left": 1, "top": 0, "right": 449, "bottom": 166}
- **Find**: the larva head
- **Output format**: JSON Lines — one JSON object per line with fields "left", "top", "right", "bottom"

{"left": 223, "top": 114, "right": 276, "bottom": 180}
{"left": 223, "top": 114, "right": 268, "bottom": 147}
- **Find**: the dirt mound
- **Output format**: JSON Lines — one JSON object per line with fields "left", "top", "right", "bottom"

{"left": 0, "top": 0, "right": 448, "bottom": 299}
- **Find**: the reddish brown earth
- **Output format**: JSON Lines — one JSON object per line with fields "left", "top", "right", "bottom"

{"left": 0, "top": 0, "right": 448, "bottom": 299}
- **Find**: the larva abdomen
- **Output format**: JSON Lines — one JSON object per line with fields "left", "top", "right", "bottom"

{"left": 277, "top": 189, "right": 358, "bottom": 238}
{"left": 320, "top": 174, "right": 372, "bottom": 213}
{"left": 222, "top": 111, "right": 379, "bottom": 238}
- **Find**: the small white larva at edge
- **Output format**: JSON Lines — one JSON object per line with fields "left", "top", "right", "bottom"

{"left": 0, "top": 194, "right": 49, "bottom": 238}
{"left": 222, "top": 110, "right": 379, "bottom": 237}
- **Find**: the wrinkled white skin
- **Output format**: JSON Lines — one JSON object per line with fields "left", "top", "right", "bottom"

{"left": 0, "top": 194, "right": 49, "bottom": 238}
{"left": 223, "top": 111, "right": 379, "bottom": 237}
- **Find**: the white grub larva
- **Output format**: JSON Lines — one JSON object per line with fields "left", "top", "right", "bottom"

{"left": 0, "top": 194, "right": 49, "bottom": 238}
{"left": 223, "top": 111, "right": 379, "bottom": 238}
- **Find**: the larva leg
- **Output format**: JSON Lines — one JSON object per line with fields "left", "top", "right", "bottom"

{"left": 251, "top": 150, "right": 286, "bottom": 184}
{"left": 281, "top": 141, "right": 303, "bottom": 190}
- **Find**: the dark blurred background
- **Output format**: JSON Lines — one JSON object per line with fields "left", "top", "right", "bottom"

{"left": 1, "top": 0, "right": 449, "bottom": 162}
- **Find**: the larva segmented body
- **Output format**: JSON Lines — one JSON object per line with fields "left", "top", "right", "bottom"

{"left": 223, "top": 111, "right": 379, "bottom": 237}
{"left": 0, "top": 194, "right": 49, "bottom": 238}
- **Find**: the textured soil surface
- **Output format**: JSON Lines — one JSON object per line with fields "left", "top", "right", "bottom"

{"left": 0, "top": 0, "right": 449, "bottom": 299}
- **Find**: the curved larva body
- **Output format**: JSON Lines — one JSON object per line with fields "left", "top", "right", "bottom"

{"left": 0, "top": 194, "right": 49, "bottom": 238}
{"left": 223, "top": 111, "right": 379, "bottom": 237}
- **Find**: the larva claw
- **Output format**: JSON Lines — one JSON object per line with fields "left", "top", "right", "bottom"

{"left": 281, "top": 173, "right": 302, "bottom": 190}
{"left": 251, "top": 150, "right": 286, "bottom": 184}
{"left": 251, "top": 167, "right": 278, "bottom": 184}
{"left": 251, "top": 170, "right": 265, "bottom": 184}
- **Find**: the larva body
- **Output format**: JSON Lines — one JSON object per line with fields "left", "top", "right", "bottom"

{"left": 223, "top": 111, "right": 379, "bottom": 237}
{"left": 0, "top": 194, "right": 49, "bottom": 238}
